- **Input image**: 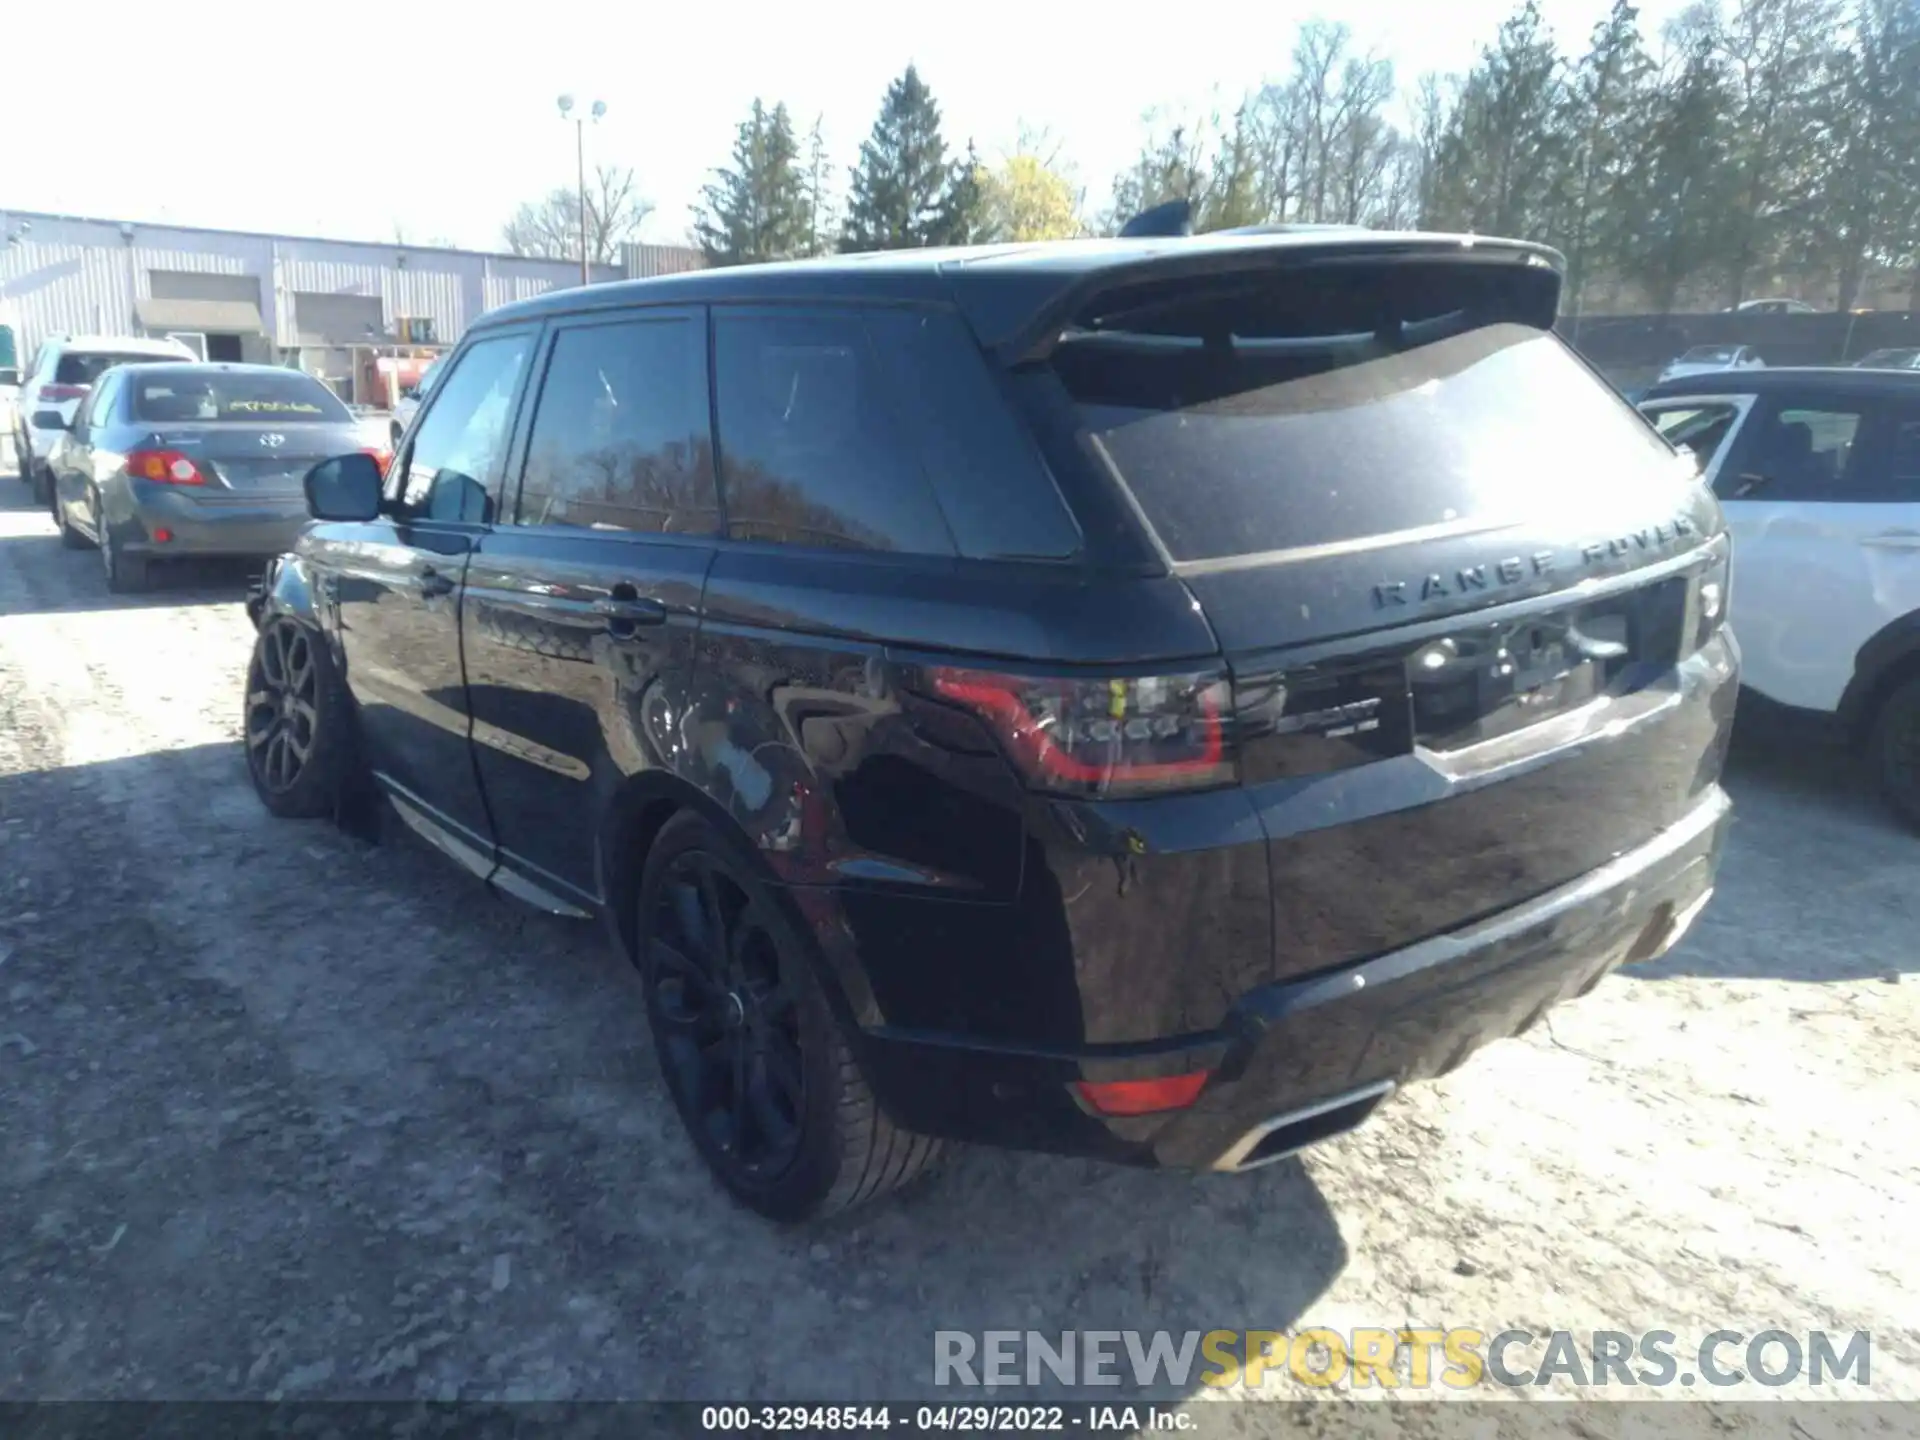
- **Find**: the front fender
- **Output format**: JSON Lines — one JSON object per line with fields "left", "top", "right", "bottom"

{"left": 246, "top": 551, "right": 317, "bottom": 632}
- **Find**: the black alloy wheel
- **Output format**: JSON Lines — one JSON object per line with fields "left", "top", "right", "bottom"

{"left": 635, "top": 812, "right": 941, "bottom": 1220}
{"left": 648, "top": 848, "right": 808, "bottom": 1182}
{"left": 247, "top": 619, "right": 321, "bottom": 798}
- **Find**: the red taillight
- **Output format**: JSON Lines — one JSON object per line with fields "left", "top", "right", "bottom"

{"left": 126, "top": 449, "right": 206, "bottom": 486}
{"left": 927, "top": 666, "right": 1232, "bottom": 797}
{"left": 38, "top": 383, "right": 87, "bottom": 402}
{"left": 361, "top": 447, "right": 392, "bottom": 478}
{"left": 1075, "top": 1071, "right": 1212, "bottom": 1117}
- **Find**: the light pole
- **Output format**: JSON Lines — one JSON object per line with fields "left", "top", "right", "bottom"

{"left": 558, "top": 94, "right": 606, "bottom": 285}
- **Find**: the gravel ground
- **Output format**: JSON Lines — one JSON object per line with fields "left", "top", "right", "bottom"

{"left": 1, "top": 475, "right": 1916, "bottom": 1424}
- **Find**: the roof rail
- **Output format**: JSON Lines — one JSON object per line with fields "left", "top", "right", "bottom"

{"left": 1117, "top": 200, "right": 1194, "bottom": 239}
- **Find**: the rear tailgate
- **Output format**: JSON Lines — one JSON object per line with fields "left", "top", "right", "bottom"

{"left": 144, "top": 423, "right": 361, "bottom": 495}
{"left": 1009, "top": 242, "right": 1734, "bottom": 986}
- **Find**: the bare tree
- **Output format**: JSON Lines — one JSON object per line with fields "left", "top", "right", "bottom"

{"left": 502, "top": 164, "right": 653, "bottom": 265}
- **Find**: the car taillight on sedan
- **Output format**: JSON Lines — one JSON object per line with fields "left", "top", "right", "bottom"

{"left": 37, "top": 383, "right": 87, "bottom": 402}
{"left": 126, "top": 448, "right": 207, "bottom": 485}
{"left": 926, "top": 666, "right": 1234, "bottom": 797}
{"left": 361, "top": 447, "right": 392, "bottom": 478}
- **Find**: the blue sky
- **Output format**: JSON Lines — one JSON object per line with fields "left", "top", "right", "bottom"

{"left": 11, "top": 0, "right": 1685, "bottom": 251}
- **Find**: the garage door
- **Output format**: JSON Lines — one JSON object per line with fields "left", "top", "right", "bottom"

{"left": 292, "top": 292, "right": 385, "bottom": 345}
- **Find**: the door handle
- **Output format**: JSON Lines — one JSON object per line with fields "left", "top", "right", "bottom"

{"left": 594, "top": 593, "right": 668, "bottom": 629}
{"left": 418, "top": 567, "right": 456, "bottom": 597}
{"left": 1861, "top": 532, "right": 1920, "bottom": 551}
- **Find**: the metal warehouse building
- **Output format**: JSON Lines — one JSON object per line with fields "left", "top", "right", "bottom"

{"left": 0, "top": 209, "right": 703, "bottom": 405}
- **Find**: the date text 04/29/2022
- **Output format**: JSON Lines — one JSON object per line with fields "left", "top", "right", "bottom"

{"left": 699, "top": 1404, "right": 1193, "bottom": 1432}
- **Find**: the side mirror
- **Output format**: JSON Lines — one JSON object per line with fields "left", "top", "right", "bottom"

{"left": 304, "top": 452, "right": 384, "bottom": 521}
{"left": 31, "top": 409, "right": 69, "bottom": 431}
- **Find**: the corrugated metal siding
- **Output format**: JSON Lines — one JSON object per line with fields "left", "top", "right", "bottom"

{"left": 622, "top": 242, "right": 707, "bottom": 278}
{"left": 2, "top": 210, "right": 650, "bottom": 361}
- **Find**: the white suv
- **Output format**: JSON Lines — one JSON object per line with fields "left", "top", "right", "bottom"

{"left": 1640, "top": 368, "right": 1920, "bottom": 824}
{"left": 14, "top": 334, "right": 196, "bottom": 501}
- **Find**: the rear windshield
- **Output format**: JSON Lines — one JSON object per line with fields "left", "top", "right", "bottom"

{"left": 1058, "top": 317, "right": 1671, "bottom": 563}
{"left": 130, "top": 370, "right": 350, "bottom": 424}
{"left": 1679, "top": 346, "right": 1738, "bottom": 363}
{"left": 55, "top": 351, "right": 166, "bottom": 385}
{"left": 0, "top": 326, "right": 16, "bottom": 373}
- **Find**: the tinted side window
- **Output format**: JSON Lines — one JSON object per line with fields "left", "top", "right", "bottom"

{"left": 713, "top": 310, "right": 954, "bottom": 555}
{"left": 395, "top": 333, "right": 533, "bottom": 522}
{"left": 1719, "top": 399, "right": 1866, "bottom": 501}
{"left": 863, "top": 308, "right": 1080, "bottom": 561}
{"left": 1642, "top": 400, "right": 1742, "bottom": 472}
{"left": 1881, "top": 412, "right": 1920, "bottom": 500}
{"left": 516, "top": 316, "right": 717, "bottom": 534}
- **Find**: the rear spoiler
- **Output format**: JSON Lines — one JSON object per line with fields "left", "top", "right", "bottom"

{"left": 947, "top": 225, "right": 1566, "bottom": 367}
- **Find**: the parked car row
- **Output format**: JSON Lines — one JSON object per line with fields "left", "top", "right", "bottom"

{"left": 233, "top": 227, "right": 1738, "bottom": 1220}
{"left": 12, "top": 334, "right": 201, "bottom": 503}
{"left": 38, "top": 362, "right": 383, "bottom": 591}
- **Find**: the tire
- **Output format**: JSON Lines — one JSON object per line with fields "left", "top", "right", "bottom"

{"left": 636, "top": 811, "right": 941, "bottom": 1221}
{"left": 1869, "top": 674, "right": 1920, "bottom": 832}
{"left": 54, "top": 489, "right": 88, "bottom": 550}
{"left": 14, "top": 434, "right": 32, "bottom": 485}
{"left": 244, "top": 616, "right": 355, "bottom": 819}
{"left": 29, "top": 463, "right": 52, "bottom": 508}
{"left": 99, "top": 518, "right": 150, "bottom": 593}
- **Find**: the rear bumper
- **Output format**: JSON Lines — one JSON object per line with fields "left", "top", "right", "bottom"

{"left": 856, "top": 786, "right": 1730, "bottom": 1168}
{"left": 120, "top": 485, "right": 309, "bottom": 559}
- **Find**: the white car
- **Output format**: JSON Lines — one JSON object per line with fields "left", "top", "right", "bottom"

{"left": 14, "top": 333, "right": 196, "bottom": 501}
{"left": 1657, "top": 345, "right": 1766, "bottom": 384}
{"left": 1639, "top": 367, "right": 1920, "bottom": 825}
{"left": 1728, "top": 298, "right": 1815, "bottom": 315}
{"left": 389, "top": 356, "right": 442, "bottom": 447}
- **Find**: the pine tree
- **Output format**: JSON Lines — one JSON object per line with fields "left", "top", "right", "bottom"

{"left": 692, "top": 100, "right": 808, "bottom": 266}
{"left": 1426, "top": 1, "right": 1569, "bottom": 241}
{"left": 929, "top": 142, "right": 987, "bottom": 245}
{"left": 1720, "top": 0, "right": 1842, "bottom": 305}
{"left": 840, "top": 65, "right": 965, "bottom": 251}
{"left": 1559, "top": 0, "right": 1658, "bottom": 314}
{"left": 1623, "top": 24, "right": 1739, "bottom": 311}
{"left": 800, "top": 115, "right": 839, "bottom": 258}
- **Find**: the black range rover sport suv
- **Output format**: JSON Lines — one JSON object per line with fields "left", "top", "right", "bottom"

{"left": 245, "top": 229, "right": 1737, "bottom": 1220}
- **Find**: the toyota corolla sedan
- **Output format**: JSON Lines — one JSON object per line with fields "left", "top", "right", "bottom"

{"left": 43, "top": 362, "right": 385, "bottom": 592}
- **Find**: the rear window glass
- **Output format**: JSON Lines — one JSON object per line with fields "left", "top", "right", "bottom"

{"left": 55, "top": 352, "right": 165, "bottom": 385}
{"left": 0, "top": 327, "right": 16, "bottom": 372}
{"left": 130, "top": 370, "right": 350, "bottom": 424}
{"left": 1060, "top": 321, "right": 1673, "bottom": 563}
{"left": 1679, "top": 346, "right": 1738, "bottom": 363}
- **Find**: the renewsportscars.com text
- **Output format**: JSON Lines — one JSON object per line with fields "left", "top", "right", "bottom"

{"left": 933, "top": 1328, "right": 1872, "bottom": 1391}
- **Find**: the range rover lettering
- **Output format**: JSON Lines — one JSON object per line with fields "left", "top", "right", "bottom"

{"left": 243, "top": 227, "right": 1737, "bottom": 1220}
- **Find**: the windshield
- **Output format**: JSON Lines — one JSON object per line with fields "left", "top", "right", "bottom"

{"left": 1859, "top": 350, "right": 1919, "bottom": 367}
{"left": 129, "top": 369, "right": 351, "bottom": 424}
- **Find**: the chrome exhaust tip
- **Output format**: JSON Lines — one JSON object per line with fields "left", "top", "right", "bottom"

{"left": 1211, "top": 1080, "right": 1396, "bottom": 1174}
